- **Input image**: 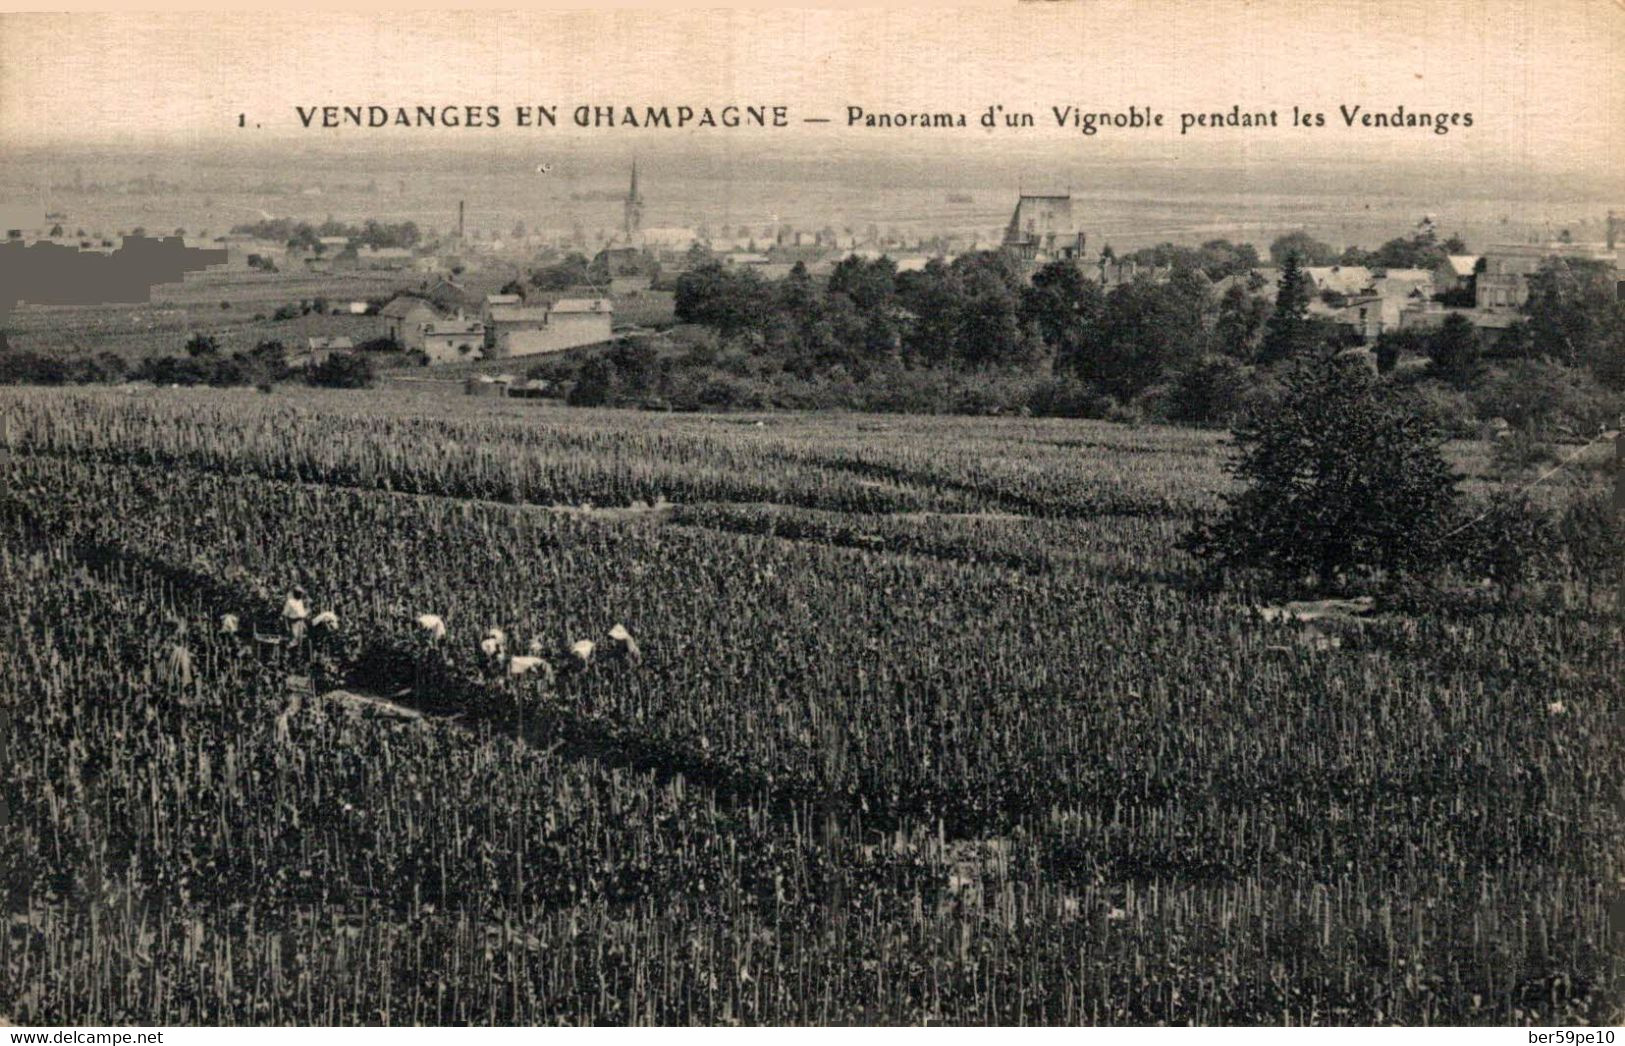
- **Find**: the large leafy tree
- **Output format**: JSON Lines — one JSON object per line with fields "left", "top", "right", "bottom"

{"left": 1021, "top": 260, "right": 1105, "bottom": 370}
{"left": 896, "top": 260, "right": 963, "bottom": 366}
{"left": 948, "top": 251, "right": 1035, "bottom": 368}
{"left": 1425, "top": 312, "right": 1481, "bottom": 388}
{"left": 1182, "top": 354, "right": 1461, "bottom": 591}
{"left": 827, "top": 255, "right": 897, "bottom": 314}
{"left": 1214, "top": 281, "right": 1271, "bottom": 361}
{"left": 1269, "top": 231, "right": 1336, "bottom": 267}
{"left": 1045, "top": 266, "right": 1214, "bottom": 400}
{"left": 1123, "top": 239, "right": 1261, "bottom": 280}
{"left": 307, "top": 352, "right": 375, "bottom": 390}
{"left": 1524, "top": 256, "right": 1625, "bottom": 388}
{"left": 673, "top": 261, "right": 771, "bottom": 339}
{"left": 529, "top": 253, "right": 592, "bottom": 291}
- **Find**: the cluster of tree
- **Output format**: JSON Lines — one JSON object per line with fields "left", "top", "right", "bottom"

{"left": 0, "top": 348, "right": 129, "bottom": 385}
{"left": 659, "top": 235, "right": 1623, "bottom": 428}
{"left": 1114, "top": 239, "right": 1262, "bottom": 280}
{"left": 228, "top": 217, "right": 422, "bottom": 252}
{"left": 517, "top": 250, "right": 662, "bottom": 295}
{"left": 52, "top": 336, "right": 379, "bottom": 390}
{"left": 267, "top": 297, "right": 377, "bottom": 321}
{"left": 528, "top": 253, "right": 593, "bottom": 292}
{"left": 124, "top": 336, "right": 289, "bottom": 387}
{"left": 668, "top": 248, "right": 1335, "bottom": 420}
{"left": 306, "top": 352, "right": 377, "bottom": 388}
{"left": 1268, "top": 226, "right": 1467, "bottom": 272}
{"left": 676, "top": 251, "right": 1047, "bottom": 378}
{"left": 0, "top": 339, "right": 250, "bottom": 389}
{"left": 1515, "top": 256, "right": 1625, "bottom": 389}
{"left": 592, "top": 248, "right": 661, "bottom": 283}
{"left": 1182, "top": 350, "right": 1608, "bottom": 602}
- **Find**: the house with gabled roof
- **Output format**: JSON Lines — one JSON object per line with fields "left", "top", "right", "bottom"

{"left": 482, "top": 297, "right": 613, "bottom": 359}
{"left": 378, "top": 295, "right": 443, "bottom": 352}
{"left": 421, "top": 317, "right": 486, "bottom": 364}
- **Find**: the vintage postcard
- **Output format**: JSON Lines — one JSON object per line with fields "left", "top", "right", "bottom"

{"left": 0, "top": 0, "right": 1620, "bottom": 1032}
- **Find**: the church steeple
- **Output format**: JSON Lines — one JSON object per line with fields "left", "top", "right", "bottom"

{"left": 623, "top": 160, "right": 644, "bottom": 241}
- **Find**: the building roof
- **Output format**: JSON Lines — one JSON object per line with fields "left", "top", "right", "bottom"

{"left": 1004, "top": 194, "right": 1078, "bottom": 248}
{"left": 484, "top": 293, "right": 522, "bottom": 307}
{"left": 1485, "top": 241, "right": 1618, "bottom": 260}
{"left": 423, "top": 278, "right": 476, "bottom": 311}
{"left": 1303, "top": 265, "right": 1374, "bottom": 295}
{"left": 1443, "top": 255, "right": 1481, "bottom": 277}
{"left": 551, "top": 298, "right": 613, "bottom": 314}
{"left": 487, "top": 305, "right": 552, "bottom": 324}
{"left": 379, "top": 295, "right": 439, "bottom": 319}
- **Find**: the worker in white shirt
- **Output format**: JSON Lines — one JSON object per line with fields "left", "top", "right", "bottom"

{"left": 282, "top": 588, "right": 310, "bottom": 646}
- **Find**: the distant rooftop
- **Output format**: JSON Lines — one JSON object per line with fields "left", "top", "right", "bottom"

{"left": 551, "top": 298, "right": 613, "bottom": 314}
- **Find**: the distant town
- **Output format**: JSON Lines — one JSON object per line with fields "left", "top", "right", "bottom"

{"left": 1, "top": 161, "right": 1622, "bottom": 418}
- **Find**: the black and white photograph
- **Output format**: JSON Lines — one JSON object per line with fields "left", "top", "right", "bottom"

{"left": 0, "top": 0, "right": 1621, "bottom": 1030}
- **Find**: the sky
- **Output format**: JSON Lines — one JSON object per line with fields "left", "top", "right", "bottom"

{"left": 0, "top": 1, "right": 1621, "bottom": 183}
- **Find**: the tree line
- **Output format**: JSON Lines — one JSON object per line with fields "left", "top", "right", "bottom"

{"left": 228, "top": 217, "right": 422, "bottom": 252}
{"left": 657, "top": 234, "right": 1622, "bottom": 424}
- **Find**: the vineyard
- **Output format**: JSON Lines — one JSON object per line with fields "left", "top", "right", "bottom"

{"left": 1, "top": 386, "right": 1619, "bottom": 1025}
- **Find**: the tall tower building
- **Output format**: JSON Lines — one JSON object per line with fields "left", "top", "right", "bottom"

{"left": 623, "top": 161, "right": 644, "bottom": 242}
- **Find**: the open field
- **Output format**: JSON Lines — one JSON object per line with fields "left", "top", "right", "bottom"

{"left": 4, "top": 269, "right": 410, "bottom": 359}
{"left": 5, "top": 272, "right": 672, "bottom": 367}
{"left": 0, "top": 386, "right": 1618, "bottom": 1025}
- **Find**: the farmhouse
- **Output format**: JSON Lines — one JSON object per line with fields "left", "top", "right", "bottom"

{"left": 481, "top": 294, "right": 522, "bottom": 325}
{"left": 484, "top": 304, "right": 551, "bottom": 350}
{"left": 1434, "top": 254, "right": 1481, "bottom": 295}
{"left": 483, "top": 298, "right": 614, "bottom": 359}
{"left": 1370, "top": 270, "right": 1437, "bottom": 329}
{"left": 356, "top": 246, "right": 414, "bottom": 270}
{"left": 1310, "top": 294, "right": 1385, "bottom": 343}
{"left": 421, "top": 318, "right": 486, "bottom": 364}
{"left": 378, "top": 296, "right": 442, "bottom": 352}
{"left": 1476, "top": 241, "right": 1619, "bottom": 310}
